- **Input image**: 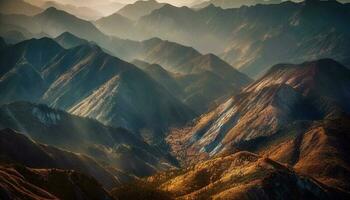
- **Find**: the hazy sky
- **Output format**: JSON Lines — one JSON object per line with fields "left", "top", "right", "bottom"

{"left": 116, "top": 0, "right": 193, "bottom": 6}
{"left": 28, "top": 0, "right": 196, "bottom": 6}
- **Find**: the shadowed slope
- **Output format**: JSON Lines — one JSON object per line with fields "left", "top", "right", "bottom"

{"left": 0, "top": 165, "right": 113, "bottom": 200}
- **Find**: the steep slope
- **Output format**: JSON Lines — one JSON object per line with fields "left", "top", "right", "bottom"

{"left": 166, "top": 59, "right": 350, "bottom": 193}
{"left": 136, "top": 0, "right": 350, "bottom": 77}
{"left": 245, "top": 59, "right": 350, "bottom": 113}
{"left": 0, "top": 0, "right": 42, "bottom": 16}
{"left": 69, "top": 68, "right": 194, "bottom": 142}
{"left": 0, "top": 102, "right": 178, "bottom": 178}
{"left": 0, "top": 37, "right": 195, "bottom": 145}
{"left": 131, "top": 59, "right": 183, "bottom": 98}
{"left": 117, "top": 0, "right": 167, "bottom": 20}
{"left": 0, "top": 165, "right": 113, "bottom": 200}
{"left": 39, "top": 43, "right": 195, "bottom": 138}
{"left": 132, "top": 59, "right": 239, "bottom": 113}
{"left": 136, "top": 38, "right": 252, "bottom": 112}
{"left": 0, "top": 62, "right": 47, "bottom": 104}
{"left": 120, "top": 152, "right": 340, "bottom": 199}
{"left": 167, "top": 59, "right": 350, "bottom": 165}
{"left": 0, "top": 128, "right": 119, "bottom": 189}
{"left": 256, "top": 117, "right": 350, "bottom": 192}
{"left": 0, "top": 37, "right": 63, "bottom": 76}
{"left": 54, "top": 32, "right": 88, "bottom": 49}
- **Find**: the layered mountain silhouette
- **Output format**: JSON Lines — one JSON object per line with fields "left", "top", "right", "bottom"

{"left": 40, "top": 1, "right": 103, "bottom": 20}
{"left": 99, "top": 0, "right": 350, "bottom": 77}
{"left": 192, "top": 0, "right": 283, "bottom": 9}
{"left": 94, "top": 13, "right": 134, "bottom": 39}
{"left": 132, "top": 58, "right": 249, "bottom": 113}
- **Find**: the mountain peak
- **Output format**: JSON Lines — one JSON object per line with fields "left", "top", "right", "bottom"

{"left": 55, "top": 32, "right": 88, "bottom": 48}
{"left": 41, "top": 6, "right": 61, "bottom": 15}
{"left": 267, "top": 58, "right": 348, "bottom": 76}
{"left": 37, "top": 6, "right": 78, "bottom": 20}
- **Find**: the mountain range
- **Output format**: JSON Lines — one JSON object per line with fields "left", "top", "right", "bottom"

{"left": 0, "top": 102, "right": 179, "bottom": 178}
{"left": 192, "top": 0, "right": 284, "bottom": 9}
{"left": 0, "top": 37, "right": 196, "bottom": 146}
{"left": 1, "top": 0, "right": 350, "bottom": 199}
{"left": 96, "top": 0, "right": 350, "bottom": 77}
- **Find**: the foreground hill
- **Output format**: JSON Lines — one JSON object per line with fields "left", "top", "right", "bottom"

{"left": 0, "top": 165, "right": 113, "bottom": 200}
{"left": 0, "top": 128, "right": 119, "bottom": 189}
{"left": 166, "top": 59, "right": 350, "bottom": 191}
{"left": 114, "top": 151, "right": 345, "bottom": 199}
{"left": 261, "top": 117, "right": 350, "bottom": 192}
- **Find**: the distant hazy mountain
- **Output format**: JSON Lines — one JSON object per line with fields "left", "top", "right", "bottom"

{"left": 132, "top": 51, "right": 252, "bottom": 113}
{"left": 94, "top": 1, "right": 126, "bottom": 16}
{"left": 138, "top": 38, "right": 251, "bottom": 83}
{"left": 34, "top": 7, "right": 106, "bottom": 40}
{"left": 117, "top": 0, "right": 167, "bottom": 20}
{"left": 40, "top": 1, "right": 103, "bottom": 20}
{"left": 0, "top": 165, "right": 114, "bottom": 200}
{"left": 94, "top": 12, "right": 134, "bottom": 39}
{"left": 0, "top": 7, "right": 150, "bottom": 60}
{"left": 192, "top": 0, "right": 283, "bottom": 9}
{"left": 130, "top": 38, "right": 251, "bottom": 113}
{"left": 0, "top": 7, "right": 106, "bottom": 42}
{"left": 132, "top": 0, "right": 350, "bottom": 77}
{"left": 0, "top": 0, "right": 42, "bottom": 16}
{"left": 0, "top": 102, "right": 177, "bottom": 178}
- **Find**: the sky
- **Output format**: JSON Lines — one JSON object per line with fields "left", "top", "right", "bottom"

{"left": 28, "top": 0, "right": 197, "bottom": 7}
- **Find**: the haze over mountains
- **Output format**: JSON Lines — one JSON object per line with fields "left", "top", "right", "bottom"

{"left": 1, "top": 0, "right": 350, "bottom": 199}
